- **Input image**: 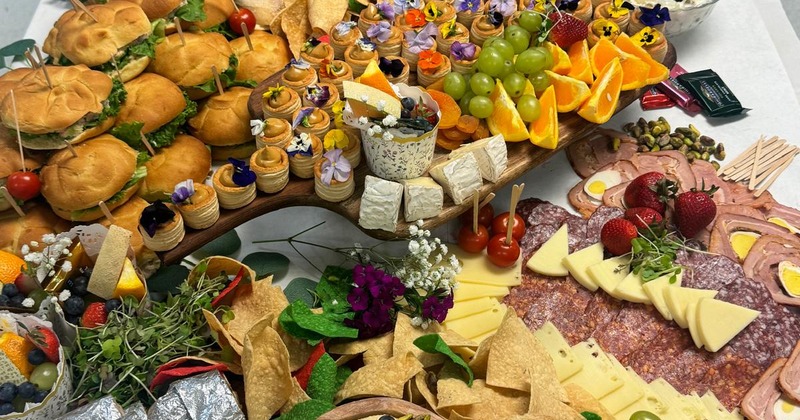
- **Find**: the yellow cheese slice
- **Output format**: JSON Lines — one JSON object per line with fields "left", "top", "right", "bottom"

{"left": 562, "top": 243, "right": 605, "bottom": 292}
{"left": 599, "top": 353, "right": 645, "bottom": 413}
{"left": 686, "top": 300, "right": 704, "bottom": 349}
{"left": 650, "top": 378, "right": 706, "bottom": 420}
{"left": 533, "top": 321, "right": 583, "bottom": 382}
{"left": 696, "top": 298, "right": 760, "bottom": 352}
{"left": 563, "top": 339, "right": 624, "bottom": 399}
{"left": 470, "top": 329, "right": 496, "bottom": 344}
{"left": 450, "top": 246, "right": 522, "bottom": 287}
{"left": 611, "top": 271, "right": 650, "bottom": 304}
{"left": 700, "top": 391, "right": 735, "bottom": 418}
{"left": 453, "top": 282, "right": 509, "bottom": 302}
{"left": 614, "top": 367, "right": 674, "bottom": 420}
{"left": 445, "top": 296, "right": 497, "bottom": 322}
{"left": 443, "top": 303, "right": 506, "bottom": 340}
{"left": 686, "top": 392, "right": 713, "bottom": 419}
{"left": 587, "top": 256, "right": 631, "bottom": 294}
{"left": 526, "top": 224, "right": 569, "bottom": 276}
{"left": 342, "top": 80, "right": 402, "bottom": 118}
{"left": 642, "top": 272, "right": 683, "bottom": 321}
{"left": 664, "top": 286, "right": 718, "bottom": 329}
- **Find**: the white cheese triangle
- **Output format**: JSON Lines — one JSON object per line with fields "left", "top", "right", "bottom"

{"left": 664, "top": 287, "right": 718, "bottom": 329}
{"left": 562, "top": 243, "right": 605, "bottom": 292}
{"left": 696, "top": 298, "right": 760, "bottom": 352}
{"left": 611, "top": 271, "right": 650, "bottom": 304}
{"left": 587, "top": 256, "right": 631, "bottom": 295}
{"left": 642, "top": 272, "right": 683, "bottom": 321}
{"left": 526, "top": 224, "right": 569, "bottom": 277}
{"left": 686, "top": 301, "right": 703, "bottom": 349}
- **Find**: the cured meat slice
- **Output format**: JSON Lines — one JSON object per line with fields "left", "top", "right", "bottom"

{"left": 742, "top": 358, "right": 786, "bottom": 420}
{"left": 520, "top": 224, "right": 558, "bottom": 262}
{"left": 516, "top": 197, "right": 547, "bottom": 223}
{"left": 681, "top": 254, "right": 743, "bottom": 290}
{"left": 696, "top": 204, "right": 767, "bottom": 245}
{"left": 727, "top": 182, "right": 777, "bottom": 208}
{"left": 580, "top": 291, "right": 625, "bottom": 338}
{"left": 701, "top": 351, "right": 765, "bottom": 410}
{"left": 690, "top": 159, "right": 732, "bottom": 204}
{"left": 590, "top": 302, "right": 671, "bottom": 362}
{"left": 601, "top": 181, "right": 628, "bottom": 208}
{"left": 623, "top": 326, "right": 700, "bottom": 385}
{"left": 762, "top": 202, "right": 800, "bottom": 230}
{"left": 566, "top": 128, "right": 638, "bottom": 178}
{"left": 568, "top": 160, "right": 640, "bottom": 217}
{"left": 779, "top": 341, "right": 800, "bottom": 402}
{"left": 521, "top": 203, "right": 587, "bottom": 255}
{"left": 583, "top": 206, "right": 624, "bottom": 247}
{"left": 742, "top": 235, "right": 800, "bottom": 306}
{"left": 708, "top": 214, "right": 794, "bottom": 262}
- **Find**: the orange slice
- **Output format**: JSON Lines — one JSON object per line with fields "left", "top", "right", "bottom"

{"left": 589, "top": 37, "right": 651, "bottom": 91}
{"left": 359, "top": 60, "right": 399, "bottom": 99}
{"left": 427, "top": 89, "right": 461, "bottom": 129}
{"left": 566, "top": 39, "right": 593, "bottom": 85}
{"left": 0, "top": 251, "right": 24, "bottom": 284}
{"left": 578, "top": 57, "right": 623, "bottom": 124}
{"left": 614, "top": 33, "right": 670, "bottom": 85}
{"left": 529, "top": 85, "right": 559, "bottom": 149}
{"left": 487, "top": 80, "right": 530, "bottom": 142}
{"left": 544, "top": 70, "right": 591, "bottom": 113}
{"left": 543, "top": 41, "right": 572, "bottom": 75}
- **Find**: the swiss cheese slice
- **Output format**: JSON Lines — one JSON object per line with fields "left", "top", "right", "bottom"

{"left": 664, "top": 286, "right": 718, "bottom": 329}
{"left": 563, "top": 339, "right": 624, "bottom": 399}
{"left": 451, "top": 246, "right": 522, "bottom": 287}
{"left": 562, "top": 243, "right": 605, "bottom": 291}
{"left": 445, "top": 296, "right": 497, "bottom": 322}
{"left": 453, "top": 282, "right": 510, "bottom": 302}
{"left": 685, "top": 301, "right": 704, "bottom": 349}
{"left": 696, "top": 298, "right": 760, "bottom": 352}
{"left": 650, "top": 378, "right": 705, "bottom": 420}
{"left": 443, "top": 303, "right": 506, "bottom": 340}
{"left": 587, "top": 256, "right": 631, "bottom": 294}
{"left": 526, "top": 224, "right": 569, "bottom": 276}
{"left": 614, "top": 368, "right": 674, "bottom": 420}
{"left": 686, "top": 392, "right": 713, "bottom": 419}
{"left": 599, "top": 354, "right": 644, "bottom": 414}
{"left": 611, "top": 271, "right": 650, "bottom": 304}
{"left": 700, "top": 391, "right": 734, "bottom": 418}
{"left": 342, "top": 80, "right": 402, "bottom": 118}
{"left": 533, "top": 321, "right": 583, "bottom": 381}
{"left": 642, "top": 272, "right": 683, "bottom": 321}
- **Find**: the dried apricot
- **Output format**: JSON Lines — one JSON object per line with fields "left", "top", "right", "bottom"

{"left": 427, "top": 89, "right": 461, "bottom": 129}
{"left": 455, "top": 115, "right": 479, "bottom": 134}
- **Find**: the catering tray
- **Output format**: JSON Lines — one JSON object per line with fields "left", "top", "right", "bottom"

{"left": 159, "top": 44, "right": 676, "bottom": 265}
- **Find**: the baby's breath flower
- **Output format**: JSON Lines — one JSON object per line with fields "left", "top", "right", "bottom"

{"left": 42, "top": 234, "right": 56, "bottom": 244}
{"left": 21, "top": 298, "right": 34, "bottom": 308}
{"left": 59, "top": 290, "right": 71, "bottom": 302}
{"left": 382, "top": 115, "right": 398, "bottom": 127}
{"left": 20, "top": 245, "right": 29, "bottom": 255}
{"left": 61, "top": 261, "right": 73, "bottom": 273}
{"left": 382, "top": 131, "right": 394, "bottom": 141}
{"left": 372, "top": 125, "right": 383, "bottom": 134}
{"left": 30, "top": 241, "right": 38, "bottom": 248}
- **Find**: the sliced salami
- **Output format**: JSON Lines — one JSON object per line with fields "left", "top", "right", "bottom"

{"left": 701, "top": 351, "right": 764, "bottom": 410}
{"left": 591, "top": 302, "right": 671, "bottom": 361}
{"left": 516, "top": 197, "right": 547, "bottom": 223}
{"left": 583, "top": 206, "right": 624, "bottom": 247}
{"left": 566, "top": 128, "right": 638, "bottom": 178}
{"left": 623, "top": 326, "right": 695, "bottom": 383}
{"left": 681, "top": 254, "right": 743, "bottom": 290}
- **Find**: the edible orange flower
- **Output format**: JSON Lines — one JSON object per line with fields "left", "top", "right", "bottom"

{"left": 405, "top": 9, "right": 426, "bottom": 28}
{"left": 417, "top": 50, "right": 445, "bottom": 73}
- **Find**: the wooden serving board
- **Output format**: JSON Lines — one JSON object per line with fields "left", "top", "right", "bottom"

{"left": 160, "top": 44, "right": 676, "bottom": 265}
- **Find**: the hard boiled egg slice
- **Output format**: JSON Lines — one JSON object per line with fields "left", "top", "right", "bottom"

{"left": 769, "top": 217, "right": 800, "bottom": 234}
{"left": 729, "top": 231, "right": 760, "bottom": 261}
{"left": 774, "top": 395, "right": 800, "bottom": 420}
{"left": 779, "top": 261, "right": 800, "bottom": 298}
{"left": 583, "top": 170, "right": 622, "bottom": 201}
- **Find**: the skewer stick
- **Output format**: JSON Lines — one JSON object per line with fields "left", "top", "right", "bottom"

{"left": 230, "top": 0, "right": 240, "bottom": 12}
{"left": 241, "top": 22, "right": 253, "bottom": 51}
{"left": 752, "top": 147, "right": 798, "bottom": 189}
{"left": 33, "top": 46, "right": 52, "bottom": 88}
{"left": 70, "top": 0, "right": 98, "bottom": 22}
{"left": 748, "top": 137, "right": 764, "bottom": 190}
{"left": 719, "top": 136, "right": 779, "bottom": 175}
{"left": 98, "top": 201, "right": 116, "bottom": 223}
{"left": 727, "top": 143, "right": 793, "bottom": 182}
{"left": 24, "top": 51, "right": 38, "bottom": 69}
{"left": 211, "top": 66, "right": 224, "bottom": 96}
{"left": 755, "top": 150, "right": 798, "bottom": 197}
{"left": 723, "top": 138, "right": 785, "bottom": 180}
{"left": 479, "top": 192, "right": 495, "bottom": 210}
{"left": 750, "top": 145, "right": 798, "bottom": 183}
{"left": 174, "top": 17, "right": 186, "bottom": 46}
{"left": 63, "top": 140, "right": 78, "bottom": 158}
{"left": 505, "top": 184, "right": 524, "bottom": 245}
{"left": 140, "top": 132, "right": 156, "bottom": 156}
{"left": 9, "top": 91, "right": 25, "bottom": 172}
{"left": 110, "top": 53, "right": 122, "bottom": 80}
{"left": 0, "top": 188, "right": 24, "bottom": 217}
{"left": 472, "top": 193, "right": 479, "bottom": 234}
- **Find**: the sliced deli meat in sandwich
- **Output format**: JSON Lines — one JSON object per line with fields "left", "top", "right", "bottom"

{"left": 43, "top": 0, "right": 164, "bottom": 82}
{"left": 0, "top": 65, "right": 126, "bottom": 150}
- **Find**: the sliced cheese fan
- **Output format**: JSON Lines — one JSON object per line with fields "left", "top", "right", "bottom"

{"left": 526, "top": 224, "right": 569, "bottom": 277}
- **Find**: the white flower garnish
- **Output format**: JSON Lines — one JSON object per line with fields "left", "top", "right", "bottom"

{"left": 59, "top": 290, "right": 71, "bottom": 302}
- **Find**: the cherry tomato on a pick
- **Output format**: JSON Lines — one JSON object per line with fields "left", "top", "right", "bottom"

{"left": 457, "top": 224, "right": 489, "bottom": 253}
{"left": 486, "top": 234, "right": 520, "bottom": 267}
{"left": 229, "top": 8, "right": 257, "bottom": 36}
{"left": 6, "top": 171, "right": 41, "bottom": 201}
{"left": 459, "top": 203, "right": 494, "bottom": 228}
{"left": 491, "top": 211, "right": 525, "bottom": 240}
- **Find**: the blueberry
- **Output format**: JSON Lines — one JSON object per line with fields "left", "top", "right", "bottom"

{"left": 27, "top": 349, "right": 46, "bottom": 366}
{"left": 17, "top": 383, "right": 35, "bottom": 400}
{"left": 1, "top": 284, "right": 17, "bottom": 298}
{"left": 0, "top": 383, "right": 16, "bottom": 403}
{"left": 71, "top": 276, "right": 88, "bottom": 296}
{"left": 32, "top": 389, "right": 48, "bottom": 403}
{"left": 64, "top": 296, "right": 85, "bottom": 316}
{"left": 401, "top": 97, "right": 416, "bottom": 111}
{"left": 0, "top": 402, "right": 12, "bottom": 415}
{"left": 0, "top": 295, "right": 9, "bottom": 307}
{"left": 9, "top": 294, "right": 24, "bottom": 306}
{"left": 104, "top": 299, "right": 122, "bottom": 313}
{"left": 401, "top": 109, "right": 411, "bottom": 119}
{"left": 65, "top": 315, "right": 80, "bottom": 325}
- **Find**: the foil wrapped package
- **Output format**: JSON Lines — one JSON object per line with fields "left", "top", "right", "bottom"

{"left": 656, "top": 63, "right": 703, "bottom": 113}
{"left": 120, "top": 403, "right": 148, "bottom": 420}
{"left": 56, "top": 396, "right": 124, "bottom": 419}
{"left": 147, "top": 370, "right": 245, "bottom": 420}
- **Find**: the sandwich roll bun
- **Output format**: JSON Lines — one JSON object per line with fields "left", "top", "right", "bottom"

{"left": 138, "top": 134, "right": 212, "bottom": 202}
{"left": 0, "top": 68, "right": 34, "bottom": 100}
{"left": 230, "top": 31, "right": 292, "bottom": 83}
{"left": 189, "top": 86, "right": 254, "bottom": 148}
{"left": 0, "top": 203, "right": 71, "bottom": 256}
{"left": 126, "top": 0, "right": 184, "bottom": 20}
{"left": 180, "top": 0, "right": 235, "bottom": 31}
{"left": 148, "top": 31, "right": 234, "bottom": 99}
{"left": 116, "top": 73, "right": 185, "bottom": 134}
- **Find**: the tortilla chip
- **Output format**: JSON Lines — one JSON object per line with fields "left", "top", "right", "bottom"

{"left": 468, "top": 335, "right": 493, "bottom": 379}
{"left": 236, "top": 0, "right": 286, "bottom": 27}
{"left": 453, "top": 380, "right": 530, "bottom": 419}
{"left": 528, "top": 387, "right": 583, "bottom": 420}
{"left": 189, "top": 256, "right": 257, "bottom": 286}
{"left": 279, "top": 377, "right": 311, "bottom": 414}
{"left": 307, "top": 0, "right": 348, "bottom": 32}
{"left": 437, "top": 363, "right": 481, "bottom": 409}
{"left": 335, "top": 354, "right": 359, "bottom": 366}
{"left": 413, "top": 371, "right": 438, "bottom": 409}
{"left": 393, "top": 313, "right": 447, "bottom": 367}
{"left": 203, "top": 308, "right": 244, "bottom": 355}
{"left": 242, "top": 318, "right": 293, "bottom": 419}
{"left": 449, "top": 411, "right": 474, "bottom": 420}
{"left": 275, "top": 0, "right": 311, "bottom": 58}
{"left": 487, "top": 309, "right": 566, "bottom": 402}
{"left": 334, "top": 352, "right": 424, "bottom": 404}
{"left": 438, "top": 329, "right": 478, "bottom": 348}
{"left": 329, "top": 332, "right": 394, "bottom": 365}
{"left": 226, "top": 280, "right": 288, "bottom": 344}
{"left": 270, "top": 316, "right": 314, "bottom": 372}
{"left": 563, "top": 383, "right": 615, "bottom": 420}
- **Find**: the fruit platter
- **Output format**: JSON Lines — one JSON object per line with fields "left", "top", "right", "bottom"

{"left": 1, "top": 0, "right": 800, "bottom": 418}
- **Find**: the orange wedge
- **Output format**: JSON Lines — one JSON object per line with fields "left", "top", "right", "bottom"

{"left": 487, "top": 80, "right": 530, "bottom": 142}
{"left": 359, "top": 60, "right": 399, "bottom": 99}
{"left": 529, "top": 85, "right": 559, "bottom": 149}
{"left": 427, "top": 89, "right": 461, "bottom": 129}
{"left": 578, "top": 57, "right": 623, "bottom": 124}
{"left": 614, "top": 33, "right": 670, "bottom": 85}
{"left": 543, "top": 41, "right": 572, "bottom": 75}
{"left": 566, "top": 39, "right": 593, "bottom": 85}
{"left": 544, "top": 70, "right": 591, "bottom": 113}
{"left": 588, "top": 37, "right": 651, "bottom": 91}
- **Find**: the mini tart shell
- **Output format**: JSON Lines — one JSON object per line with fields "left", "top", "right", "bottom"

{"left": 450, "top": 45, "right": 481, "bottom": 74}
{"left": 402, "top": 41, "right": 438, "bottom": 71}
{"left": 139, "top": 205, "right": 185, "bottom": 252}
{"left": 178, "top": 183, "right": 220, "bottom": 229}
{"left": 593, "top": 2, "right": 631, "bottom": 33}
{"left": 570, "top": 0, "right": 594, "bottom": 23}
{"left": 429, "top": 1, "right": 457, "bottom": 25}
{"left": 250, "top": 146, "right": 290, "bottom": 193}
{"left": 344, "top": 45, "right": 379, "bottom": 78}
{"left": 300, "top": 43, "right": 336, "bottom": 71}
{"left": 330, "top": 24, "right": 361, "bottom": 60}
{"left": 587, "top": 19, "right": 620, "bottom": 48}
{"left": 382, "top": 56, "right": 411, "bottom": 85}
{"left": 319, "top": 60, "right": 354, "bottom": 99}
{"left": 313, "top": 157, "right": 355, "bottom": 202}
{"left": 287, "top": 134, "right": 323, "bottom": 179}
{"left": 627, "top": 10, "right": 666, "bottom": 36}
{"left": 437, "top": 21, "right": 470, "bottom": 57}
{"left": 456, "top": 2, "right": 487, "bottom": 29}
{"left": 358, "top": 12, "right": 386, "bottom": 36}
{"left": 302, "top": 82, "right": 340, "bottom": 118}
{"left": 256, "top": 118, "right": 293, "bottom": 149}
{"left": 292, "top": 108, "right": 331, "bottom": 138}
{"left": 641, "top": 34, "right": 668, "bottom": 63}
{"left": 262, "top": 88, "right": 302, "bottom": 121}
{"left": 212, "top": 164, "right": 257, "bottom": 209}
{"left": 373, "top": 26, "right": 403, "bottom": 57}
{"left": 416, "top": 57, "right": 451, "bottom": 88}
{"left": 280, "top": 67, "right": 319, "bottom": 96}
{"left": 469, "top": 15, "right": 504, "bottom": 46}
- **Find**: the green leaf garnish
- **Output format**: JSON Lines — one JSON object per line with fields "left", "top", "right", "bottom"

{"left": 413, "top": 334, "right": 474, "bottom": 386}
{"left": 581, "top": 412, "right": 602, "bottom": 420}
{"left": 276, "top": 399, "right": 335, "bottom": 420}
{"left": 283, "top": 277, "right": 318, "bottom": 306}
{"left": 241, "top": 252, "right": 290, "bottom": 280}
{"left": 279, "top": 300, "right": 359, "bottom": 345}
{"left": 307, "top": 353, "right": 338, "bottom": 403}
{"left": 175, "top": 0, "right": 207, "bottom": 23}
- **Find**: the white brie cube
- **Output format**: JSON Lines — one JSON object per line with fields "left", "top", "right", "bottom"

{"left": 428, "top": 153, "right": 483, "bottom": 205}
{"left": 448, "top": 134, "right": 508, "bottom": 182}
{"left": 401, "top": 177, "right": 444, "bottom": 222}
{"left": 359, "top": 175, "right": 404, "bottom": 232}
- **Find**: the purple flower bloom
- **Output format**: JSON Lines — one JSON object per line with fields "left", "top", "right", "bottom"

{"left": 404, "top": 23, "right": 437, "bottom": 53}
{"left": 305, "top": 85, "right": 331, "bottom": 107}
{"left": 355, "top": 37, "right": 377, "bottom": 52}
{"left": 421, "top": 292, "right": 454, "bottom": 323}
{"left": 450, "top": 41, "right": 477, "bottom": 61}
{"left": 346, "top": 264, "right": 406, "bottom": 337}
{"left": 487, "top": 10, "right": 504, "bottom": 27}
{"left": 639, "top": 4, "right": 671, "bottom": 27}
{"left": 286, "top": 133, "right": 313, "bottom": 157}
{"left": 557, "top": 0, "right": 579, "bottom": 11}
{"left": 228, "top": 158, "right": 256, "bottom": 186}
{"left": 289, "top": 58, "right": 311, "bottom": 70}
{"left": 489, "top": 0, "right": 515, "bottom": 17}
{"left": 139, "top": 201, "right": 175, "bottom": 238}
{"left": 320, "top": 149, "right": 352, "bottom": 185}
{"left": 292, "top": 107, "right": 315, "bottom": 129}
{"left": 394, "top": 0, "right": 422, "bottom": 14}
{"left": 334, "top": 21, "right": 357, "bottom": 36}
{"left": 170, "top": 179, "right": 195, "bottom": 204}
{"left": 455, "top": 0, "right": 481, "bottom": 13}
{"left": 347, "top": 287, "right": 370, "bottom": 311}
{"left": 379, "top": 57, "right": 405, "bottom": 77}
{"left": 376, "top": 1, "right": 396, "bottom": 20}
{"left": 367, "top": 21, "right": 393, "bottom": 43}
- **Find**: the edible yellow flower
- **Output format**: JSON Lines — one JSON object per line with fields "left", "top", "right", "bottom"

{"left": 591, "top": 19, "right": 620, "bottom": 38}
{"left": 332, "top": 100, "right": 346, "bottom": 128}
{"left": 263, "top": 85, "right": 285, "bottom": 100}
{"left": 531, "top": 0, "right": 555, "bottom": 13}
{"left": 324, "top": 129, "right": 350, "bottom": 151}
{"left": 634, "top": 27, "right": 661, "bottom": 46}
{"left": 440, "top": 18, "right": 458, "bottom": 38}
{"left": 608, "top": 0, "right": 631, "bottom": 18}
{"left": 423, "top": 2, "right": 442, "bottom": 21}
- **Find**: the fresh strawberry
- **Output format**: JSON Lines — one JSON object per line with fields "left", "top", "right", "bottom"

{"left": 674, "top": 185, "right": 718, "bottom": 238}
{"left": 26, "top": 326, "right": 60, "bottom": 364}
{"left": 624, "top": 207, "right": 663, "bottom": 229}
{"left": 293, "top": 342, "right": 326, "bottom": 390}
{"left": 81, "top": 302, "right": 108, "bottom": 328}
{"left": 547, "top": 12, "right": 588, "bottom": 48}
{"left": 623, "top": 172, "right": 677, "bottom": 214}
{"left": 601, "top": 218, "right": 639, "bottom": 256}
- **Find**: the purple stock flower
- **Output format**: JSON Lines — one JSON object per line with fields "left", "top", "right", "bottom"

{"left": 450, "top": 41, "right": 477, "bottom": 60}
{"left": 320, "top": 149, "right": 352, "bottom": 186}
{"left": 404, "top": 23, "right": 437, "bottom": 53}
{"left": 347, "top": 287, "right": 370, "bottom": 311}
{"left": 489, "top": 0, "right": 515, "bottom": 17}
{"left": 367, "top": 21, "right": 393, "bottom": 43}
{"left": 376, "top": 1, "right": 396, "bottom": 20}
{"left": 455, "top": 0, "right": 481, "bottom": 13}
{"left": 228, "top": 158, "right": 256, "bottom": 186}
{"left": 639, "top": 4, "right": 671, "bottom": 27}
{"left": 346, "top": 264, "right": 406, "bottom": 337}
{"left": 421, "top": 292, "right": 454, "bottom": 323}
{"left": 305, "top": 85, "right": 331, "bottom": 107}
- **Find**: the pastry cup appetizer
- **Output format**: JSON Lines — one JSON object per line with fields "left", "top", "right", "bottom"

{"left": 330, "top": 21, "right": 361, "bottom": 60}
{"left": 280, "top": 59, "right": 319, "bottom": 96}
{"left": 627, "top": 5, "right": 668, "bottom": 36}
{"left": 561, "top": 0, "right": 594, "bottom": 23}
{"left": 402, "top": 23, "right": 439, "bottom": 71}
{"left": 593, "top": 0, "right": 631, "bottom": 33}
{"left": 358, "top": 2, "right": 395, "bottom": 35}
{"left": 345, "top": 38, "right": 380, "bottom": 77}
{"left": 367, "top": 22, "right": 404, "bottom": 57}
{"left": 212, "top": 159, "right": 257, "bottom": 210}
{"left": 319, "top": 60, "right": 354, "bottom": 99}
{"left": 253, "top": 117, "right": 293, "bottom": 150}
{"left": 286, "top": 132, "right": 323, "bottom": 179}
{"left": 302, "top": 83, "right": 340, "bottom": 118}
{"left": 292, "top": 107, "right": 331, "bottom": 139}
{"left": 587, "top": 18, "right": 621, "bottom": 48}
{"left": 138, "top": 201, "right": 185, "bottom": 251}
{"left": 314, "top": 149, "right": 355, "bottom": 203}
{"left": 416, "top": 49, "right": 451, "bottom": 87}
{"left": 631, "top": 27, "right": 668, "bottom": 63}
{"left": 300, "top": 36, "right": 335, "bottom": 71}
{"left": 469, "top": 12, "right": 505, "bottom": 46}
{"left": 250, "top": 146, "right": 290, "bottom": 193}
{"left": 424, "top": 0, "right": 457, "bottom": 25}
{"left": 449, "top": 41, "right": 481, "bottom": 74}
{"left": 173, "top": 181, "right": 220, "bottom": 229}
{"left": 262, "top": 85, "right": 301, "bottom": 121}
{"left": 379, "top": 56, "right": 410, "bottom": 85}
{"left": 394, "top": 7, "right": 429, "bottom": 33}
{"left": 437, "top": 19, "right": 470, "bottom": 56}
{"left": 456, "top": 0, "right": 486, "bottom": 29}
{"left": 324, "top": 128, "right": 362, "bottom": 169}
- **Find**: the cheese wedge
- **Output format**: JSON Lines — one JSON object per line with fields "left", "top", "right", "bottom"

{"left": 562, "top": 243, "right": 605, "bottom": 291}
{"left": 443, "top": 303, "right": 506, "bottom": 340}
{"left": 650, "top": 378, "right": 705, "bottom": 420}
{"left": 342, "top": 80, "right": 402, "bottom": 117}
{"left": 451, "top": 246, "right": 522, "bottom": 287}
{"left": 696, "top": 298, "right": 760, "bottom": 352}
{"left": 600, "top": 353, "right": 644, "bottom": 413}
{"left": 587, "top": 256, "right": 631, "bottom": 294}
{"left": 614, "top": 368, "right": 674, "bottom": 420}
{"left": 113, "top": 258, "right": 146, "bottom": 300}
{"left": 642, "top": 271, "right": 683, "bottom": 321}
{"left": 564, "top": 339, "right": 624, "bottom": 399}
{"left": 686, "top": 392, "right": 713, "bottom": 419}
{"left": 611, "top": 271, "right": 650, "bottom": 304}
{"left": 533, "top": 322, "right": 583, "bottom": 381}
{"left": 453, "top": 282, "right": 510, "bottom": 302}
{"left": 445, "top": 296, "right": 497, "bottom": 322}
{"left": 664, "top": 286, "right": 718, "bottom": 329}
{"left": 686, "top": 301, "right": 703, "bottom": 349}
{"left": 526, "top": 224, "right": 569, "bottom": 277}
{"left": 700, "top": 391, "right": 734, "bottom": 418}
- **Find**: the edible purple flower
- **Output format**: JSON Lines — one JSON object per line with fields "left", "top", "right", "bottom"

{"left": 286, "top": 133, "right": 313, "bottom": 157}
{"left": 292, "top": 107, "right": 315, "bottom": 129}
{"left": 639, "top": 4, "right": 671, "bottom": 27}
{"left": 302, "top": 36, "right": 321, "bottom": 53}
{"left": 376, "top": 1, "right": 396, "bottom": 20}
{"left": 170, "top": 179, "right": 195, "bottom": 205}
{"left": 320, "top": 149, "right": 352, "bottom": 185}
{"left": 139, "top": 201, "right": 175, "bottom": 238}
{"left": 489, "top": 0, "right": 515, "bottom": 17}
{"left": 367, "top": 21, "right": 393, "bottom": 43}
{"left": 305, "top": 85, "right": 331, "bottom": 107}
{"left": 345, "top": 264, "right": 406, "bottom": 338}
{"left": 289, "top": 58, "right": 311, "bottom": 70}
{"left": 450, "top": 41, "right": 477, "bottom": 61}
{"left": 455, "top": 0, "right": 481, "bottom": 13}
{"left": 487, "top": 10, "right": 504, "bottom": 27}
{"left": 421, "top": 292, "right": 454, "bottom": 323}
{"left": 334, "top": 21, "right": 357, "bottom": 36}
{"left": 379, "top": 57, "right": 405, "bottom": 77}
{"left": 355, "top": 37, "right": 377, "bottom": 52}
{"left": 404, "top": 23, "right": 437, "bottom": 53}
{"left": 557, "top": 0, "right": 579, "bottom": 11}
{"left": 228, "top": 158, "right": 256, "bottom": 186}
{"left": 394, "top": 0, "right": 422, "bottom": 14}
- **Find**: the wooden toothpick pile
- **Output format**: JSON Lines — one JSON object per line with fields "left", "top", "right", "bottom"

{"left": 717, "top": 136, "right": 799, "bottom": 197}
